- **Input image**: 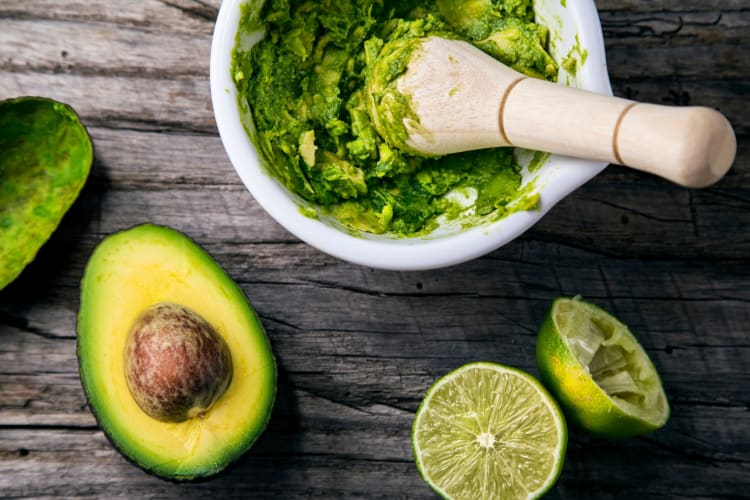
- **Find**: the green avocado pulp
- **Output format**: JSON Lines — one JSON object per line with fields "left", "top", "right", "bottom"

{"left": 232, "top": 0, "right": 558, "bottom": 236}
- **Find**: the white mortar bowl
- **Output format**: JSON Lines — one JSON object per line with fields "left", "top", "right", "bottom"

{"left": 211, "top": 0, "right": 611, "bottom": 271}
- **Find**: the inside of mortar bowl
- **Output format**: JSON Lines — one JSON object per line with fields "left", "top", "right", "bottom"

{"left": 210, "top": 0, "right": 612, "bottom": 271}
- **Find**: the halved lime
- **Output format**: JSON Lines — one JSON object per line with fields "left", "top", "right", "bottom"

{"left": 412, "top": 362, "right": 567, "bottom": 500}
{"left": 536, "top": 296, "right": 670, "bottom": 438}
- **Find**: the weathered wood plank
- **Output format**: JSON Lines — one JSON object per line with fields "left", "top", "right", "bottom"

{"left": 606, "top": 43, "right": 749, "bottom": 83}
{"left": 0, "top": 1, "right": 748, "bottom": 498}
{"left": 2, "top": 0, "right": 745, "bottom": 29}
{"left": 596, "top": 0, "right": 750, "bottom": 13}
{"left": 3, "top": 333, "right": 747, "bottom": 429}
{"left": 0, "top": 72, "right": 214, "bottom": 132}
{"left": 601, "top": 9, "right": 749, "bottom": 45}
{"left": 0, "top": 18, "right": 211, "bottom": 78}
{"left": 2, "top": 239, "right": 748, "bottom": 426}
{"left": 3, "top": 76, "right": 746, "bottom": 135}
{"left": 0, "top": 0, "right": 220, "bottom": 34}
{"left": 81, "top": 127, "right": 748, "bottom": 187}
{"left": 3, "top": 122, "right": 742, "bottom": 261}
{"left": 88, "top": 128, "right": 235, "bottom": 187}
{"left": 0, "top": 428, "right": 424, "bottom": 499}
{"left": 3, "top": 12, "right": 749, "bottom": 81}
{"left": 2, "top": 212, "right": 750, "bottom": 304}
{"left": 73, "top": 176, "right": 750, "bottom": 259}
{"left": 1, "top": 414, "right": 747, "bottom": 499}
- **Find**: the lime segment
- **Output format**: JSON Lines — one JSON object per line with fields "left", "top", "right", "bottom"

{"left": 537, "top": 297, "right": 670, "bottom": 438}
{"left": 412, "top": 362, "right": 567, "bottom": 500}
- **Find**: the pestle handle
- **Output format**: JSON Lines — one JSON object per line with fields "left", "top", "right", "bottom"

{"left": 503, "top": 79, "right": 736, "bottom": 188}
{"left": 394, "top": 37, "right": 736, "bottom": 188}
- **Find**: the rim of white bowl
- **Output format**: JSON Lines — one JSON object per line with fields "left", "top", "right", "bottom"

{"left": 210, "top": 0, "right": 612, "bottom": 271}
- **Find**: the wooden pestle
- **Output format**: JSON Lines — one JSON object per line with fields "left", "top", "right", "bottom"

{"left": 368, "top": 37, "right": 736, "bottom": 188}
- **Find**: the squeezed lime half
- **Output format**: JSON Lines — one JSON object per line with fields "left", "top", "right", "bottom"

{"left": 536, "top": 296, "right": 670, "bottom": 438}
{"left": 412, "top": 362, "right": 567, "bottom": 500}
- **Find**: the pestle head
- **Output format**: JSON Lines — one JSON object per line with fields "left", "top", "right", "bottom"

{"left": 366, "top": 36, "right": 521, "bottom": 156}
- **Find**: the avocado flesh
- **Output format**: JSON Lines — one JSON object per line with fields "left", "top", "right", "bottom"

{"left": 0, "top": 97, "right": 93, "bottom": 290}
{"left": 234, "top": 0, "right": 553, "bottom": 236}
{"left": 77, "top": 224, "right": 276, "bottom": 480}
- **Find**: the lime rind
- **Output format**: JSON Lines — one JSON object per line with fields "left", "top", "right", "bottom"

{"left": 412, "top": 362, "right": 567, "bottom": 500}
{"left": 537, "top": 297, "right": 670, "bottom": 438}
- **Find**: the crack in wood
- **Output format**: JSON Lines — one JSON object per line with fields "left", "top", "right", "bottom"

{"left": 295, "top": 386, "right": 415, "bottom": 418}
{"left": 294, "top": 387, "right": 377, "bottom": 418}
{"left": 0, "top": 424, "right": 100, "bottom": 431}
{"left": 157, "top": 0, "right": 218, "bottom": 23}
{"left": 258, "top": 314, "right": 304, "bottom": 332}
{"left": 671, "top": 399, "right": 749, "bottom": 409}
{"left": 638, "top": 435, "right": 748, "bottom": 466}
{"left": 681, "top": 343, "right": 750, "bottom": 349}
{"left": 0, "top": 314, "right": 76, "bottom": 341}
{"left": 82, "top": 116, "right": 217, "bottom": 135}
{"left": 526, "top": 234, "right": 750, "bottom": 263}
{"left": 85, "top": 122, "right": 219, "bottom": 137}
{"left": 0, "top": 62, "right": 208, "bottom": 81}
{"left": 299, "top": 279, "right": 483, "bottom": 300}
{"left": 0, "top": 371, "right": 79, "bottom": 377}
{"left": 250, "top": 452, "right": 415, "bottom": 465}
{"left": 580, "top": 197, "right": 693, "bottom": 224}
{"left": 705, "top": 188, "right": 750, "bottom": 207}
{"left": 603, "top": 14, "right": 687, "bottom": 38}
{"left": 85, "top": 180, "right": 244, "bottom": 192}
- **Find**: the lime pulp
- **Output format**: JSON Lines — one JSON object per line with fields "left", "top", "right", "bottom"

{"left": 412, "top": 362, "right": 567, "bottom": 500}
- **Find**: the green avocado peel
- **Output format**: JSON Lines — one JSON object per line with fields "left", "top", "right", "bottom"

{"left": 0, "top": 97, "right": 93, "bottom": 290}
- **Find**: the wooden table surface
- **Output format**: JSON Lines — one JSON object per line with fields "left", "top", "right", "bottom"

{"left": 1, "top": 1, "right": 748, "bottom": 498}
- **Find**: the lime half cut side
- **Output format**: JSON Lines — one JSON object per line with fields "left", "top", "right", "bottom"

{"left": 536, "top": 297, "right": 670, "bottom": 438}
{"left": 412, "top": 362, "right": 567, "bottom": 500}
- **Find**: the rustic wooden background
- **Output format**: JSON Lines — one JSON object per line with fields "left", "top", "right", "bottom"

{"left": 1, "top": 1, "right": 748, "bottom": 498}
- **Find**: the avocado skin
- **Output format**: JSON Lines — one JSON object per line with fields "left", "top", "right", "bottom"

{"left": 0, "top": 96, "right": 93, "bottom": 291}
{"left": 76, "top": 224, "right": 277, "bottom": 481}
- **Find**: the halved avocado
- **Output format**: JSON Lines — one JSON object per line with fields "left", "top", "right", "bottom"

{"left": 0, "top": 96, "right": 93, "bottom": 290}
{"left": 77, "top": 224, "right": 276, "bottom": 480}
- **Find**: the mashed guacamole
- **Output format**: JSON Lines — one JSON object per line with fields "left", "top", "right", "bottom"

{"left": 232, "top": 0, "right": 557, "bottom": 235}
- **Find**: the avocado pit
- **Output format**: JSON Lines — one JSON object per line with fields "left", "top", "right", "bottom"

{"left": 123, "top": 303, "right": 233, "bottom": 423}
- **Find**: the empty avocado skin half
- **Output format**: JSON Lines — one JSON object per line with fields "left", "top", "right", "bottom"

{"left": 77, "top": 224, "right": 277, "bottom": 481}
{"left": 0, "top": 96, "right": 93, "bottom": 291}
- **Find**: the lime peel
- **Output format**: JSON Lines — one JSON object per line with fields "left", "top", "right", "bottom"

{"left": 537, "top": 296, "right": 670, "bottom": 438}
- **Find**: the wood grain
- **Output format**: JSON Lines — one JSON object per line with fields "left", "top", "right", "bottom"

{"left": 1, "top": 1, "right": 748, "bottom": 498}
